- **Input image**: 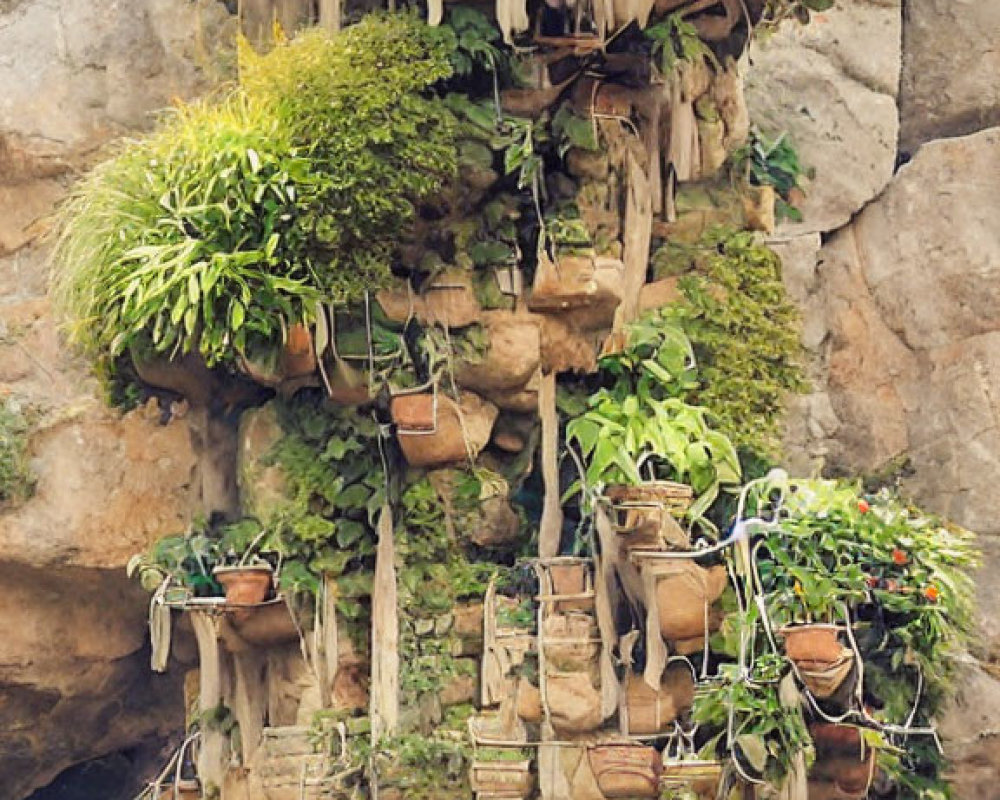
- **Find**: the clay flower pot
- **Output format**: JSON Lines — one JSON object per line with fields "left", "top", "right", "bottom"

{"left": 546, "top": 671, "right": 603, "bottom": 734}
{"left": 587, "top": 743, "right": 662, "bottom": 798}
{"left": 469, "top": 760, "right": 534, "bottom": 795}
{"left": 516, "top": 676, "right": 543, "bottom": 724}
{"left": 604, "top": 481, "right": 694, "bottom": 513}
{"left": 280, "top": 322, "right": 317, "bottom": 378}
{"left": 226, "top": 599, "right": 298, "bottom": 646}
{"left": 780, "top": 624, "right": 843, "bottom": 666}
{"left": 809, "top": 749, "right": 875, "bottom": 796}
{"left": 809, "top": 723, "right": 862, "bottom": 755}
{"left": 797, "top": 650, "right": 856, "bottom": 699}
{"left": 390, "top": 393, "right": 436, "bottom": 433}
{"left": 625, "top": 665, "right": 695, "bottom": 734}
{"left": 661, "top": 760, "right": 723, "bottom": 795}
{"left": 212, "top": 565, "right": 273, "bottom": 605}
{"left": 645, "top": 560, "right": 728, "bottom": 641}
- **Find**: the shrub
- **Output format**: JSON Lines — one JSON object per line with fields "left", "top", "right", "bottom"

{"left": 52, "top": 14, "right": 457, "bottom": 370}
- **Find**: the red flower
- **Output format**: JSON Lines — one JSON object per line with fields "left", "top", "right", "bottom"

{"left": 892, "top": 548, "right": 908, "bottom": 565}
{"left": 858, "top": 499, "right": 870, "bottom": 514}
{"left": 924, "top": 586, "right": 940, "bottom": 602}
{"left": 865, "top": 575, "right": 879, "bottom": 588}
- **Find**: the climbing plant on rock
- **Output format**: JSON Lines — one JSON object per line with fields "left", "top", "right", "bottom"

{"left": 653, "top": 227, "right": 807, "bottom": 469}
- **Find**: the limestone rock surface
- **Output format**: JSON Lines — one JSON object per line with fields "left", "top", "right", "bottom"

{"left": 745, "top": 0, "right": 901, "bottom": 235}
{"left": 898, "top": 0, "right": 1000, "bottom": 153}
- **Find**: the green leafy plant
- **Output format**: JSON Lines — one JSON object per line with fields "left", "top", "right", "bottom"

{"left": 732, "top": 128, "right": 809, "bottom": 222}
{"left": 693, "top": 653, "right": 814, "bottom": 785}
{"left": 439, "top": 6, "right": 503, "bottom": 78}
{"left": 0, "top": 398, "right": 35, "bottom": 506}
{"left": 127, "top": 518, "right": 223, "bottom": 595}
{"left": 566, "top": 315, "right": 741, "bottom": 524}
{"left": 744, "top": 478, "right": 977, "bottom": 797}
{"left": 52, "top": 14, "right": 457, "bottom": 371}
{"left": 654, "top": 228, "right": 807, "bottom": 468}
{"left": 760, "top": 0, "right": 835, "bottom": 29}
{"left": 645, "top": 14, "right": 718, "bottom": 76}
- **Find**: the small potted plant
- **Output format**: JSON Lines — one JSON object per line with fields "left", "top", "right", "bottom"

{"left": 127, "top": 521, "right": 224, "bottom": 600}
{"left": 211, "top": 518, "right": 276, "bottom": 606}
{"left": 566, "top": 313, "right": 741, "bottom": 539}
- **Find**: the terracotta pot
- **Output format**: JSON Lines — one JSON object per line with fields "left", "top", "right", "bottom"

{"left": 546, "top": 671, "right": 603, "bottom": 733}
{"left": 588, "top": 743, "right": 662, "bottom": 798}
{"left": 280, "top": 322, "right": 317, "bottom": 378}
{"left": 625, "top": 666, "right": 694, "bottom": 734}
{"left": 543, "top": 612, "right": 599, "bottom": 671}
{"left": 168, "top": 780, "right": 201, "bottom": 800}
{"left": 798, "top": 651, "right": 855, "bottom": 699}
{"left": 548, "top": 562, "right": 593, "bottom": 613}
{"left": 212, "top": 565, "right": 273, "bottom": 605}
{"left": 647, "top": 561, "right": 728, "bottom": 641}
{"left": 390, "top": 393, "right": 436, "bottom": 433}
{"left": 661, "top": 760, "right": 723, "bottom": 795}
{"left": 469, "top": 760, "right": 534, "bottom": 795}
{"left": 781, "top": 624, "right": 843, "bottom": 665}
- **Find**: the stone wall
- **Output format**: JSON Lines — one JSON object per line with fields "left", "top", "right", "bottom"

{"left": 747, "top": 4, "right": 1000, "bottom": 795}
{"left": 0, "top": 1, "right": 235, "bottom": 796}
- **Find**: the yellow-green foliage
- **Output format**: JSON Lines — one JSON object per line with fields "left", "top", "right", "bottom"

{"left": 654, "top": 228, "right": 807, "bottom": 466}
{"left": 52, "top": 14, "right": 457, "bottom": 368}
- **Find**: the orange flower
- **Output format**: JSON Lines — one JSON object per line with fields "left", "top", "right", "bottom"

{"left": 892, "top": 548, "right": 908, "bottom": 565}
{"left": 858, "top": 499, "right": 870, "bottom": 514}
{"left": 924, "top": 586, "right": 940, "bottom": 602}
{"left": 794, "top": 580, "right": 804, "bottom": 597}
{"left": 885, "top": 579, "right": 899, "bottom": 593}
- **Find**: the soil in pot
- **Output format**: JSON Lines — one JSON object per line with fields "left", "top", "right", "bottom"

{"left": 213, "top": 565, "right": 273, "bottom": 605}
{"left": 587, "top": 743, "right": 662, "bottom": 798}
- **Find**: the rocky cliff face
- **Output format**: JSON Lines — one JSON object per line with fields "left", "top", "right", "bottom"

{"left": 2, "top": 0, "right": 1000, "bottom": 797}
{"left": 746, "top": 5, "right": 1000, "bottom": 795}
{"left": 0, "top": 1, "right": 234, "bottom": 796}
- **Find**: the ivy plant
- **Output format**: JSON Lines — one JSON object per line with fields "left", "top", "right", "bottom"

{"left": 732, "top": 128, "right": 809, "bottom": 222}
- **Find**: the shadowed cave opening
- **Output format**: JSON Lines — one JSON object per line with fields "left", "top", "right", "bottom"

{"left": 26, "top": 741, "right": 167, "bottom": 800}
